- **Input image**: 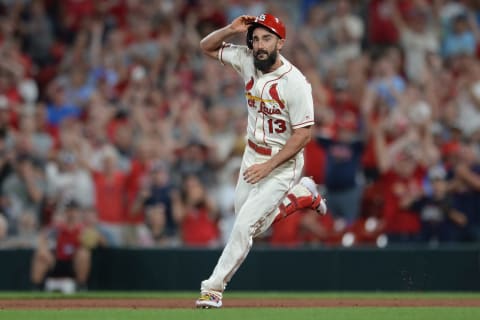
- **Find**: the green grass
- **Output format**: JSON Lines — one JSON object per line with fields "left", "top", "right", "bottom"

{"left": 0, "top": 292, "right": 479, "bottom": 320}
{"left": 1, "top": 308, "right": 479, "bottom": 320}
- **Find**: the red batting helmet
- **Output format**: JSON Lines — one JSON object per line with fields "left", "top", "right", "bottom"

{"left": 246, "top": 13, "right": 286, "bottom": 49}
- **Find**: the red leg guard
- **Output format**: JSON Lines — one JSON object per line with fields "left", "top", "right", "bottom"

{"left": 272, "top": 195, "right": 301, "bottom": 224}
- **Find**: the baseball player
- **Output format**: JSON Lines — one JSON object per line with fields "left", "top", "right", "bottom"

{"left": 196, "top": 13, "right": 327, "bottom": 308}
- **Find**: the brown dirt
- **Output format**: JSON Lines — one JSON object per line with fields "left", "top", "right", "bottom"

{"left": 1, "top": 297, "right": 480, "bottom": 309}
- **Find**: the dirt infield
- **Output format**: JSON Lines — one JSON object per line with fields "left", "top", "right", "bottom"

{"left": 1, "top": 298, "right": 480, "bottom": 309}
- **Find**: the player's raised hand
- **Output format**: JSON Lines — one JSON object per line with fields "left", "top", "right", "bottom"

{"left": 229, "top": 15, "right": 256, "bottom": 33}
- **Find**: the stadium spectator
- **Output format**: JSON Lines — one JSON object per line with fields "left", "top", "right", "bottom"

{"left": 409, "top": 165, "right": 456, "bottom": 243}
{"left": 297, "top": 2, "right": 332, "bottom": 75}
{"left": 328, "top": 0, "right": 364, "bottom": 68}
{"left": 316, "top": 110, "right": 365, "bottom": 225}
{"left": 389, "top": 0, "right": 440, "bottom": 82}
{"left": 370, "top": 104, "right": 439, "bottom": 242}
{"left": 18, "top": 0, "right": 55, "bottom": 67}
{"left": 30, "top": 200, "right": 91, "bottom": 291}
{"left": 173, "top": 139, "right": 216, "bottom": 188}
{"left": 1, "top": 153, "right": 45, "bottom": 231}
{"left": 45, "top": 81, "right": 82, "bottom": 130}
{"left": 0, "top": 209, "right": 38, "bottom": 248}
{"left": 178, "top": 174, "right": 219, "bottom": 247}
{"left": 14, "top": 107, "right": 53, "bottom": 163}
{"left": 367, "top": 0, "right": 401, "bottom": 47}
{"left": 448, "top": 141, "right": 480, "bottom": 241}
{"left": 137, "top": 204, "right": 180, "bottom": 248}
{"left": 366, "top": 53, "right": 406, "bottom": 110}
{"left": 88, "top": 145, "right": 129, "bottom": 246}
{"left": 45, "top": 150, "right": 94, "bottom": 212}
{"left": 441, "top": 12, "right": 477, "bottom": 59}
{"left": 130, "top": 160, "right": 181, "bottom": 239}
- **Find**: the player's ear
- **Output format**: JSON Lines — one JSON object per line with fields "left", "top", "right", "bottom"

{"left": 277, "top": 38, "right": 285, "bottom": 51}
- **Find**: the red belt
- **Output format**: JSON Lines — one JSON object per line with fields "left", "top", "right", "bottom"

{"left": 248, "top": 139, "right": 272, "bottom": 156}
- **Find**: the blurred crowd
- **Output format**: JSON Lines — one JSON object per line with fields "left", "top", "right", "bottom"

{"left": 0, "top": 0, "right": 479, "bottom": 251}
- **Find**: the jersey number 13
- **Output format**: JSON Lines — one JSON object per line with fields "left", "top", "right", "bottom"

{"left": 267, "top": 119, "right": 287, "bottom": 134}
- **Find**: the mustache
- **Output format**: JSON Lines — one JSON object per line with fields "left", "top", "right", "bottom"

{"left": 254, "top": 50, "right": 268, "bottom": 57}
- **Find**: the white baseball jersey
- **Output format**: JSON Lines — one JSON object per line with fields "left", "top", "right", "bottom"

{"left": 200, "top": 43, "right": 315, "bottom": 295}
{"left": 219, "top": 43, "right": 314, "bottom": 151}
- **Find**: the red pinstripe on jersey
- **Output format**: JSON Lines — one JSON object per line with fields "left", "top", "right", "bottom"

{"left": 219, "top": 42, "right": 230, "bottom": 64}
{"left": 292, "top": 119, "right": 314, "bottom": 129}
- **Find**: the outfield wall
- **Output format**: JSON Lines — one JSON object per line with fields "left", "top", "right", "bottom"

{"left": 1, "top": 246, "right": 480, "bottom": 291}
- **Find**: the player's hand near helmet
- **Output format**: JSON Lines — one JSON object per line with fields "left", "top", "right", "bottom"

{"left": 200, "top": 15, "right": 256, "bottom": 59}
{"left": 229, "top": 15, "right": 256, "bottom": 33}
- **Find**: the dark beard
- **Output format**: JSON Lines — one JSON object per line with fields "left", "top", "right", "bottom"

{"left": 254, "top": 49, "right": 277, "bottom": 73}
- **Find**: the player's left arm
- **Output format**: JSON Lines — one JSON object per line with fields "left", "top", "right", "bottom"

{"left": 243, "top": 126, "right": 312, "bottom": 184}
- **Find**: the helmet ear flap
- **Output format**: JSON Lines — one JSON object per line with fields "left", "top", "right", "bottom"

{"left": 246, "top": 25, "right": 254, "bottom": 49}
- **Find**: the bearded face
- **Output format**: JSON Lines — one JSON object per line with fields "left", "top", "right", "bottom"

{"left": 251, "top": 26, "right": 283, "bottom": 73}
{"left": 254, "top": 47, "right": 278, "bottom": 73}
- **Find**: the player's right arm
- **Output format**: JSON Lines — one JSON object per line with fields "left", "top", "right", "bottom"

{"left": 200, "top": 15, "right": 256, "bottom": 59}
